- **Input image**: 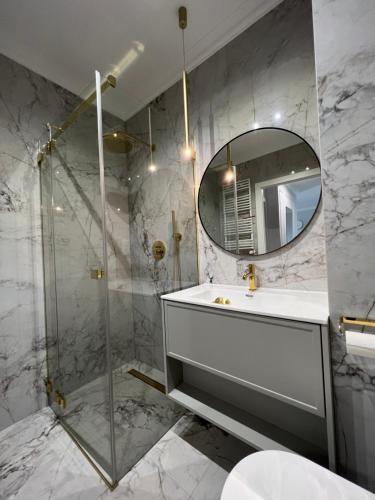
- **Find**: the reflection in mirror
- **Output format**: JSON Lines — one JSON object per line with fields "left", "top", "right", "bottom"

{"left": 198, "top": 128, "right": 321, "bottom": 256}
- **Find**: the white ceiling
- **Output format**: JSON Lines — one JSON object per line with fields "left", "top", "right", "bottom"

{"left": 211, "top": 129, "right": 302, "bottom": 167}
{"left": 0, "top": 0, "right": 282, "bottom": 121}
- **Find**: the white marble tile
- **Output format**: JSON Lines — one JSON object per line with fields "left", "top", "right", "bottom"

{"left": 61, "top": 361, "right": 184, "bottom": 478}
{"left": 0, "top": 407, "right": 109, "bottom": 499}
{"left": 190, "top": 462, "right": 228, "bottom": 500}
{"left": 0, "top": 48, "right": 139, "bottom": 433}
{"left": 189, "top": 0, "right": 327, "bottom": 290}
{"left": 312, "top": 0, "right": 375, "bottom": 491}
{"left": 96, "top": 455, "right": 190, "bottom": 500}
{"left": 123, "top": 0, "right": 327, "bottom": 376}
{"left": 0, "top": 53, "right": 77, "bottom": 432}
{"left": 0, "top": 408, "right": 254, "bottom": 500}
{"left": 148, "top": 432, "right": 211, "bottom": 496}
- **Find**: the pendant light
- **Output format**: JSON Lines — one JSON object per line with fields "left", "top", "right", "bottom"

{"left": 179, "top": 6, "right": 195, "bottom": 161}
{"left": 148, "top": 106, "right": 156, "bottom": 172}
{"left": 224, "top": 144, "right": 235, "bottom": 183}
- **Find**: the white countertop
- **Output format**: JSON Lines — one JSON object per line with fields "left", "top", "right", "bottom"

{"left": 161, "top": 283, "right": 329, "bottom": 325}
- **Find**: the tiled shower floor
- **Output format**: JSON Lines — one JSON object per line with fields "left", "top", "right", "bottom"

{"left": 0, "top": 407, "right": 254, "bottom": 499}
{"left": 62, "top": 362, "right": 185, "bottom": 478}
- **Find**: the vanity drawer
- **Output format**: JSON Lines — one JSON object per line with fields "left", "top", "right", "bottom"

{"left": 163, "top": 301, "right": 325, "bottom": 417}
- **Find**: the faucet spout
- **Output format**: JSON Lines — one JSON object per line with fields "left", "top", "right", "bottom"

{"left": 242, "top": 264, "right": 257, "bottom": 293}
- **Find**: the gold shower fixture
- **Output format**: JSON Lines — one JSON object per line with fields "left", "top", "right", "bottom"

{"left": 179, "top": 6, "right": 195, "bottom": 161}
{"left": 103, "top": 129, "right": 155, "bottom": 154}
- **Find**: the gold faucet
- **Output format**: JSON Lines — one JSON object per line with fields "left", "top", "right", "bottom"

{"left": 242, "top": 264, "right": 257, "bottom": 293}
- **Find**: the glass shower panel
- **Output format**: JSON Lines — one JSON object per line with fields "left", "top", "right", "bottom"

{"left": 41, "top": 83, "right": 115, "bottom": 479}
{"left": 41, "top": 68, "right": 200, "bottom": 484}
{"left": 40, "top": 142, "right": 60, "bottom": 405}
{"left": 100, "top": 80, "right": 196, "bottom": 479}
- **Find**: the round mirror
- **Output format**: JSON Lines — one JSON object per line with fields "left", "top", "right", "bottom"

{"left": 198, "top": 128, "right": 321, "bottom": 256}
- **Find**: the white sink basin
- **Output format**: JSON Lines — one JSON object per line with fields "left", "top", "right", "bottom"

{"left": 161, "top": 284, "right": 329, "bottom": 324}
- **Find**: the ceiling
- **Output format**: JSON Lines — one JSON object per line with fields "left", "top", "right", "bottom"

{"left": 211, "top": 129, "right": 303, "bottom": 168}
{"left": 0, "top": 0, "right": 282, "bottom": 121}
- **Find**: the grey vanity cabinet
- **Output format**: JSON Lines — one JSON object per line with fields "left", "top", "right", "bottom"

{"left": 162, "top": 299, "right": 336, "bottom": 470}
{"left": 164, "top": 301, "right": 325, "bottom": 417}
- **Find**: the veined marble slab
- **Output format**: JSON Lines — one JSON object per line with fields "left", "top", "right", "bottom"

{"left": 62, "top": 361, "right": 184, "bottom": 478}
{"left": 123, "top": 0, "right": 327, "bottom": 374}
{"left": 312, "top": 0, "right": 375, "bottom": 491}
{"left": 0, "top": 406, "right": 253, "bottom": 499}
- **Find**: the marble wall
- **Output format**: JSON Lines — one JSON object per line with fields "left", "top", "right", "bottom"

{"left": 0, "top": 53, "right": 76, "bottom": 431}
{"left": 0, "top": 52, "right": 134, "bottom": 431}
{"left": 312, "top": 0, "right": 375, "bottom": 491}
{"left": 0, "top": 0, "right": 335, "bottom": 438}
{"left": 190, "top": 0, "right": 327, "bottom": 291}
{"left": 125, "top": 89, "right": 199, "bottom": 371}
{"left": 124, "top": 0, "right": 327, "bottom": 371}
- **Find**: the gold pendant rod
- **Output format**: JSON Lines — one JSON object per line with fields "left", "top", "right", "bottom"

{"left": 182, "top": 69, "right": 190, "bottom": 149}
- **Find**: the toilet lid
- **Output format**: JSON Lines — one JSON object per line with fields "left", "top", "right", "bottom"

{"left": 221, "top": 451, "right": 374, "bottom": 500}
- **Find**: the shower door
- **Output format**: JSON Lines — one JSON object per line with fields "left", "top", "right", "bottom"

{"left": 41, "top": 74, "right": 116, "bottom": 482}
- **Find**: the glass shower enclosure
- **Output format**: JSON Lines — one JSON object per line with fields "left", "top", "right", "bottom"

{"left": 40, "top": 71, "right": 197, "bottom": 486}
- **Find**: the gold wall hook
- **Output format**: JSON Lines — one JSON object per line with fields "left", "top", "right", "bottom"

{"left": 90, "top": 269, "right": 104, "bottom": 280}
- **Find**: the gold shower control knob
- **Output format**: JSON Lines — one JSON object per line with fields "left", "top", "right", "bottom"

{"left": 152, "top": 240, "right": 166, "bottom": 260}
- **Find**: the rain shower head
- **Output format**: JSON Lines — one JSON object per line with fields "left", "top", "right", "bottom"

{"left": 103, "top": 130, "right": 155, "bottom": 154}
{"left": 103, "top": 131, "right": 138, "bottom": 153}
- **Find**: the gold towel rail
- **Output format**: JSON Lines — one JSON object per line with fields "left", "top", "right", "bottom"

{"left": 339, "top": 316, "right": 375, "bottom": 333}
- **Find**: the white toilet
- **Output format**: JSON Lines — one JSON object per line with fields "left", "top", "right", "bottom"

{"left": 221, "top": 451, "right": 375, "bottom": 500}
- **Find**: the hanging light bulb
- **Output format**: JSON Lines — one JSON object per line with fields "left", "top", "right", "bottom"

{"left": 223, "top": 144, "right": 235, "bottom": 184}
{"left": 179, "top": 6, "right": 195, "bottom": 162}
{"left": 148, "top": 106, "right": 156, "bottom": 172}
{"left": 182, "top": 146, "right": 194, "bottom": 160}
{"left": 224, "top": 168, "right": 235, "bottom": 183}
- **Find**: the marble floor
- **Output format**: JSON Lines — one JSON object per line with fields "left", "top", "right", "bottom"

{"left": 62, "top": 362, "right": 185, "bottom": 479}
{"left": 0, "top": 406, "right": 254, "bottom": 499}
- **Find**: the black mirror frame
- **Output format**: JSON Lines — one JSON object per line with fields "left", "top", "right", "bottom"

{"left": 197, "top": 127, "right": 322, "bottom": 257}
